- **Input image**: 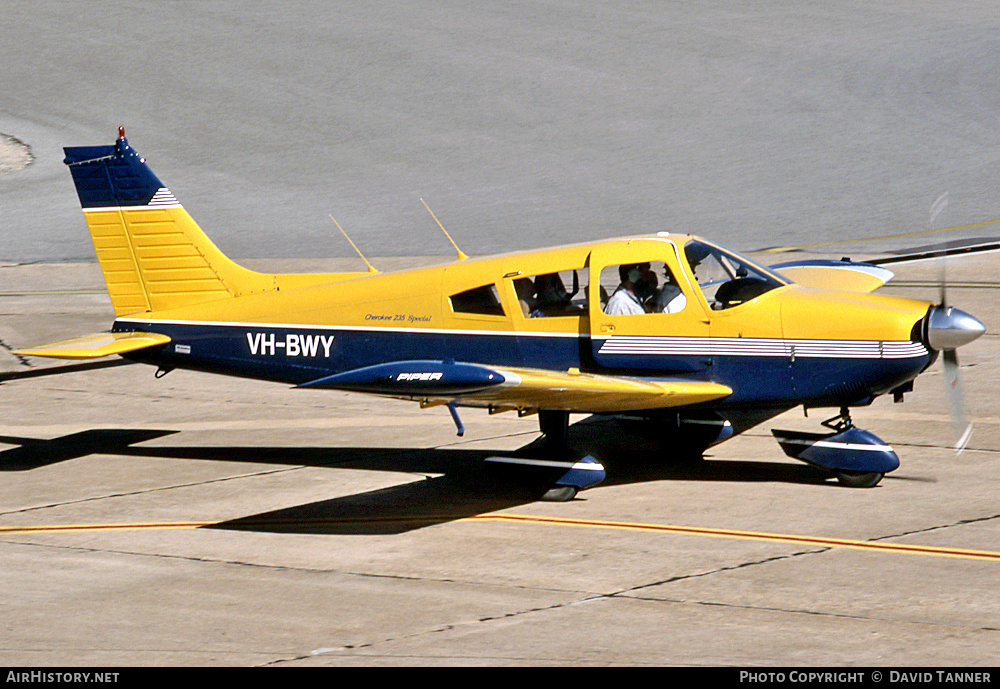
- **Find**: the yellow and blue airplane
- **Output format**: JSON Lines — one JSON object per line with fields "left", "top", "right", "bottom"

{"left": 13, "top": 129, "right": 986, "bottom": 498}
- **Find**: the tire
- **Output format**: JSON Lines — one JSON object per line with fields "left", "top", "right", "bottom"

{"left": 541, "top": 486, "right": 578, "bottom": 502}
{"left": 835, "top": 471, "right": 884, "bottom": 488}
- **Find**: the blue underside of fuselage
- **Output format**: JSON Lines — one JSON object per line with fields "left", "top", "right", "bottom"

{"left": 115, "top": 321, "right": 930, "bottom": 410}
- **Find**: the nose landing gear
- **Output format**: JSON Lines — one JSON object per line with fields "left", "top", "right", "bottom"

{"left": 772, "top": 407, "right": 898, "bottom": 488}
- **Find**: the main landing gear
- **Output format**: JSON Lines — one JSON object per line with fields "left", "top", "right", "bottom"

{"left": 772, "top": 407, "right": 899, "bottom": 488}
{"left": 484, "top": 410, "right": 606, "bottom": 502}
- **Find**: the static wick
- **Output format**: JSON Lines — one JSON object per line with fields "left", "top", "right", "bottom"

{"left": 420, "top": 198, "right": 468, "bottom": 261}
{"left": 328, "top": 215, "right": 378, "bottom": 274}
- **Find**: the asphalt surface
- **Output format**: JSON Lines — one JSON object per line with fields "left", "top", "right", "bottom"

{"left": 2, "top": 2, "right": 1000, "bottom": 263}
{"left": 2, "top": 1, "right": 1000, "bottom": 668}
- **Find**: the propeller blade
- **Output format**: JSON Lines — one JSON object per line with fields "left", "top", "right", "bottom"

{"left": 930, "top": 191, "right": 949, "bottom": 308}
{"left": 938, "top": 261, "right": 947, "bottom": 308}
{"left": 942, "top": 348, "right": 972, "bottom": 453}
{"left": 926, "top": 193, "right": 975, "bottom": 453}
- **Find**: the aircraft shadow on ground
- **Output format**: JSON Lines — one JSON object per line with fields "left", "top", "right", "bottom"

{"left": 202, "top": 452, "right": 823, "bottom": 536}
{"left": 0, "top": 429, "right": 178, "bottom": 470}
{"left": 0, "top": 418, "right": 827, "bottom": 535}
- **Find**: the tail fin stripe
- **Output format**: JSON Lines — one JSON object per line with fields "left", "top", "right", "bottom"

{"left": 147, "top": 188, "right": 181, "bottom": 207}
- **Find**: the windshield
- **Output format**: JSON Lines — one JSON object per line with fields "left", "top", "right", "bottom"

{"left": 683, "top": 240, "right": 785, "bottom": 310}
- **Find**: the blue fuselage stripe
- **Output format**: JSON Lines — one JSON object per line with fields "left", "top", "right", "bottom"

{"left": 114, "top": 320, "right": 931, "bottom": 409}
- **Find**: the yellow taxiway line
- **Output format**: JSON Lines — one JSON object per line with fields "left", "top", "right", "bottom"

{"left": 0, "top": 521, "right": 210, "bottom": 534}
{"left": 2, "top": 513, "right": 998, "bottom": 562}
{"left": 475, "top": 514, "right": 1000, "bottom": 562}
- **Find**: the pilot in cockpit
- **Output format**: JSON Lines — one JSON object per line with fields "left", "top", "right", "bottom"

{"left": 605, "top": 263, "right": 653, "bottom": 315}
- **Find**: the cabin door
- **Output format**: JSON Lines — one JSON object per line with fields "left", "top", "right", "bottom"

{"left": 587, "top": 241, "right": 711, "bottom": 374}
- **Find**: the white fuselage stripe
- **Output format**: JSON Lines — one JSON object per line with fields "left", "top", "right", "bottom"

{"left": 777, "top": 438, "right": 894, "bottom": 452}
{"left": 597, "top": 336, "right": 927, "bottom": 359}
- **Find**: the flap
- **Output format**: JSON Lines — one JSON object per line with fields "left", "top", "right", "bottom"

{"left": 770, "top": 260, "right": 894, "bottom": 293}
{"left": 15, "top": 331, "right": 171, "bottom": 360}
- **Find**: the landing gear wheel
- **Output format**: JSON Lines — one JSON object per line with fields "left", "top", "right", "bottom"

{"left": 835, "top": 471, "right": 884, "bottom": 488}
{"left": 541, "top": 486, "right": 578, "bottom": 502}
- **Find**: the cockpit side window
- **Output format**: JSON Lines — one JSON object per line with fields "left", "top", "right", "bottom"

{"left": 684, "top": 241, "right": 783, "bottom": 310}
{"left": 450, "top": 284, "right": 505, "bottom": 316}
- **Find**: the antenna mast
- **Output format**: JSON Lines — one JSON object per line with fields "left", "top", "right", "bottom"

{"left": 329, "top": 215, "right": 378, "bottom": 273}
{"left": 420, "top": 198, "right": 468, "bottom": 261}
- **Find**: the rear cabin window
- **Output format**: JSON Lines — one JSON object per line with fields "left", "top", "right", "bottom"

{"left": 450, "top": 284, "right": 505, "bottom": 316}
{"left": 512, "top": 268, "right": 587, "bottom": 318}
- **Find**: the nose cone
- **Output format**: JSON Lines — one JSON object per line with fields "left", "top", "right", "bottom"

{"left": 926, "top": 306, "right": 986, "bottom": 351}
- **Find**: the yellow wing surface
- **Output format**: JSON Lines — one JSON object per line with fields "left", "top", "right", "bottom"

{"left": 14, "top": 331, "right": 171, "bottom": 359}
{"left": 773, "top": 262, "right": 894, "bottom": 293}
{"left": 432, "top": 366, "right": 732, "bottom": 414}
{"left": 301, "top": 361, "right": 732, "bottom": 414}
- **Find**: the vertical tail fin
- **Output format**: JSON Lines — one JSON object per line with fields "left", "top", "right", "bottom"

{"left": 64, "top": 128, "right": 275, "bottom": 315}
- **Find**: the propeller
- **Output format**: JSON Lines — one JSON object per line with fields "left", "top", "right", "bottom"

{"left": 926, "top": 294, "right": 982, "bottom": 452}
{"left": 942, "top": 348, "right": 973, "bottom": 452}
{"left": 925, "top": 192, "right": 982, "bottom": 452}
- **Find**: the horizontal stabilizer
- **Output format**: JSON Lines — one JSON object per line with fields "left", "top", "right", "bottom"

{"left": 15, "top": 331, "right": 171, "bottom": 360}
{"left": 770, "top": 259, "right": 893, "bottom": 293}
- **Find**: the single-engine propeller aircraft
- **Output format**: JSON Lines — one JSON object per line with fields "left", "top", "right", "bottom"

{"left": 13, "top": 129, "right": 987, "bottom": 499}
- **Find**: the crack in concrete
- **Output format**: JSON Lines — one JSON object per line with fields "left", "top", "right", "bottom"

{"left": 0, "top": 337, "right": 33, "bottom": 368}
{"left": 868, "top": 511, "right": 1000, "bottom": 544}
{"left": 0, "top": 465, "right": 303, "bottom": 518}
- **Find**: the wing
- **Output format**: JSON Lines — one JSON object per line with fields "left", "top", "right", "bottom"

{"left": 14, "top": 331, "right": 172, "bottom": 359}
{"left": 866, "top": 238, "right": 1000, "bottom": 266}
{"left": 769, "top": 259, "right": 894, "bottom": 293}
{"left": 455, "top": 366, "right": 732, "bottom": 413}
{"left": 299, "top": 360, "right": 732, "bottom": 414}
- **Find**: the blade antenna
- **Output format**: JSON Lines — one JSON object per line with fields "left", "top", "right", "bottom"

{"left": 329, "top": 215, "right": 378, "bottom": 274}
{"left": 420, "top": 198, "right": 469, "bottom": 261}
